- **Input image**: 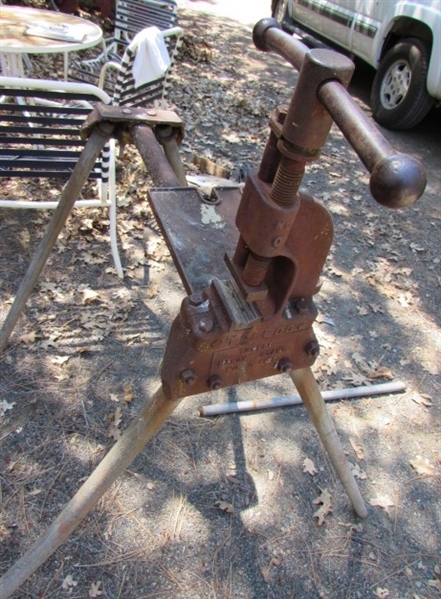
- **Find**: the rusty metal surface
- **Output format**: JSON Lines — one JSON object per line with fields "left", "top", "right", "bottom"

{"left": 160, "top": 192, "right": 333, "bottom": 399}
{"left": 81, "top": 104, "right": 184, "bottom": 144}
{"left": 148, "top": 186, "right": 243, "bottom": 293}
{"left": 161, "top": 278, "right": 319, "bottom": 400}
{"left": 255, "top": 19, "right": 426, "bottom": 208}
{"left": 132, "top": 124, "right": 181, "bottom": 188}
{"left": 318, "top": 81, "right": 427, "bottom": 207}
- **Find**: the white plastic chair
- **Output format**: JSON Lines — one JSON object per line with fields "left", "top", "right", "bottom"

{"left": 0, "top": 76, "right": 123, "bottom": 278}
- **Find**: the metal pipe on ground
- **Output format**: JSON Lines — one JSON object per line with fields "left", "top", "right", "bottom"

{"left": 199, "top": 381, "right": 407, "bottom": 416}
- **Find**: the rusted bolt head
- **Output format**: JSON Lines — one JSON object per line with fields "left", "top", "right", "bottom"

{"left": 189, "top": 293, "right": 204, "bottom": 307}
{"left": 122, "top": 108, "right": 132, "bottom": 114}
{"left": 180, "top": 369, "right": 197, "bottom": 385}
{"left": 277, "top": 358, "right": 292, "bottom": 373}
{"left": 207, "top": 375, "right": 222, "bottom": 391}
{"left": 198, "top": 317, "right": 214, "bottom": 333}
{"left": 147, "top": 109, "right": 157, "bottom": 117}
{"left": 274, "top": 104, "right": 288, "bottom": 124}
{"left": 295, "top": 297, "right": 308, "bottom": 314}
{"left": 305, "top": 340, "right": 320, "bottom": 358}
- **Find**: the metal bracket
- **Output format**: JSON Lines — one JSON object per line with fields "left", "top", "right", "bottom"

{"left": 81, "top": 103, "right": 184, "bottom": 146}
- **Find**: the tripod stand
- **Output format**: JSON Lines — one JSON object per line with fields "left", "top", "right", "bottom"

{"left": 0, "top": 18, "right": 426, "bottom": 598}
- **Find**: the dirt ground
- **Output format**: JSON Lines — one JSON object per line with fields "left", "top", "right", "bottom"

{"left": 1, "top": 1, "right": 440, "bottom": 598}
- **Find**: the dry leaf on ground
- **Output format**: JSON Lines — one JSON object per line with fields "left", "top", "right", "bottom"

{"left": 124, "top": 384, "right": 134, "bottom": 403}
{"left": 349, "top": 437, "right": 365, "bottom": 460}
{"left": 215, "top": 500, "right": 234, "bottom": 514}
{"left": 411, "top": 393, "right": 433, "bottom": 406}
{"left": 19, "top": 331, "right": 37, "bottom": 345}
{"left": 350, "top": 462, "right": 367, "bottom": 480}
{"left": 0, "top": 400, "right": 15, "bottom": 416}
{"left": 369, "top": 366, "right": 394, "bottom": 380}
{"left": 409, "top": 458, "right": 436, "bottom": 477}
{"left": 369, "top": 495, "right": 396, "bottom": 516}
{"left": 62, "top": 574, "right": 78, "bottom": 590}
{"left": 107, "top": 407, "right": 123, "bottom": 440}
{"left": 89, "top": 580, "right": 104, "bottom": 597}
{"left": 81, "top": 288, "right": 100, "bottom": 303}
{"left": 313, "top": 488, "right": 333, "bottom": 526}
{"left": 428, "top": 578, "right": 441, "bottom": 591}
{"left": 302, "top": 457, "right": 318, "bottom": 476}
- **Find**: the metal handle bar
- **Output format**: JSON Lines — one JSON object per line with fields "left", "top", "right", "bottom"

{"left": 253, "top": 19, "right": 427, "bottom": 208}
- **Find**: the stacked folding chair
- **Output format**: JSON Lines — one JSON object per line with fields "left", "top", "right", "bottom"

{"left": 69, "top": 0, "right": 180, "bottom": 97}
{"left": 0, "top": 77, "right": 123, "bottom": 278}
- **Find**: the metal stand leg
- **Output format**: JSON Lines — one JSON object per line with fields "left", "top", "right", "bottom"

{"left": 155, "top": 125, "right": 188, "bottom": 187}
{"left": 0, "top": 124, "right": 114, "bottom": 354}
{"left": 290, "top": 367, "right": 368, "bottom": 519}
{"left": 0, "top": 385, "right": 182, "bottom": 599}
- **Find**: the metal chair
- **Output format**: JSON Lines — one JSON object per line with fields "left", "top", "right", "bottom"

{"left": 0, "top": 76, "right": 123, "bottom": 278}
{"left": 100, "top": 25, "right": 184, "bottom": 107}
{"left": 69, "top": 0, "right": 179, "bottom": 89}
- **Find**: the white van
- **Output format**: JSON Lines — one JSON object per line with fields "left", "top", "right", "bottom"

{"left": 271, "top": 0, "right": 441, "bottom": 130}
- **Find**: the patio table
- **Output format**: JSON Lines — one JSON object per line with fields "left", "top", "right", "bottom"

{"left": 0, "top": 5, "right": 103, "bottom": 79}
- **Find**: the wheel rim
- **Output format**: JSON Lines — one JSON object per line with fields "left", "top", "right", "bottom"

{"left": 380, "top": 59, "right": 411, "bottom": 110}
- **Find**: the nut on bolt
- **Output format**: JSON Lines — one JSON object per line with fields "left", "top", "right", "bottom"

{"left": 180, "top": 369, "right": 197, "bottom": 386}
{"left": 294, "top": 297, "right": 309, "bottom": 314}
{"left": 207, "top": 375, "right": 222, "bottom": 391}
{"left": 304, "top": 340, "right": 320, "bottom": 357}
{"left": 189, "top": 293, "right": 204, "bottom": 307}
{"left": 277, "top": 357, "right": 292, "bottom": 373}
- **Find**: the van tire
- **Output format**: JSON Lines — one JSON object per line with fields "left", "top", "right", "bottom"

{"left": 371, "top": 38, "right": 434, "bottom": 130}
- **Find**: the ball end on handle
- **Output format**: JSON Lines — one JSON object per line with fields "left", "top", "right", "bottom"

{"left": 369, "top": 154, "right": 427, "bottom": 209}
{"left": 253, "top": 18, "right": 281, "bottom": 52}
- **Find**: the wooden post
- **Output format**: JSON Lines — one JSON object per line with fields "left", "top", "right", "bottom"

{"left": 290, "top": 367, "right": 368, "bottom": 518}
{"left": 0, "top": 386, "right": 181, "bottom": 599}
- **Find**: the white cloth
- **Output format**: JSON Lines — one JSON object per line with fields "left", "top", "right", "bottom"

{"left": 131, "top": 27, "right": 171, "bottom": 89}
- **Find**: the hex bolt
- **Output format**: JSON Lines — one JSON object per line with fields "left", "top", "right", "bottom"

{"left": 277, "top": 357, "right": 292, "bottom": 373}
{"left": 305, "top": 340, "right": 320, "bottom": 357}
{"left": 207, "top": 375, "right": 222, "bottom": 391}
{"left": 189, "top": 293, "right": 204, "bottom": 307}
{"left": 180, "top": 369, "right": 197, "bottom": 386}
{"left": 275, "top": 105, "right": 288, "bottom": 125}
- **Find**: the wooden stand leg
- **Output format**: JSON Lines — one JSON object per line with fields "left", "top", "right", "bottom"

{"left": 290, "top": 367, "right": 368, "bottom": 519}
{"left": 0, "top": 124, "right": 114, "bottom": 354}
{"left": 0, "top": 385, "right": 181, "bottom": 599}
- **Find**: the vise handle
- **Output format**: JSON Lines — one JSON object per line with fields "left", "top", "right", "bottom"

{"left": 254, "top": 19, "right": 427, "bottom": 209}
